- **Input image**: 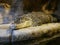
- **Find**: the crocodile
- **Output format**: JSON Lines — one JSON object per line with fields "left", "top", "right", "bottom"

{"left": 15, "top": 12, "right": 57, "bottom": 29}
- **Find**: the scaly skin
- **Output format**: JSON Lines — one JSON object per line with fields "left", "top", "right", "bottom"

{"left": 16, "top": 12, "right": 57, "bottom": 29}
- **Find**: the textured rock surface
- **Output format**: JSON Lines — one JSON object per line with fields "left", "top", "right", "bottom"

{"left": 13, "top": 23, "right": 60, "bottom": 42}
{"left": 0, "top": 23, "right": 60, "bottom": 42}
{"left": 0, "top": 23, "right": 60, "bottom": 45}
{"left": 0, "top": 30, "right": 10, "bottom": 43}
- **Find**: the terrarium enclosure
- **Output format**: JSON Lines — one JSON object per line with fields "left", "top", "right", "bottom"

{"left": 0, "top": 0, "right": 60, "bottom": 45}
